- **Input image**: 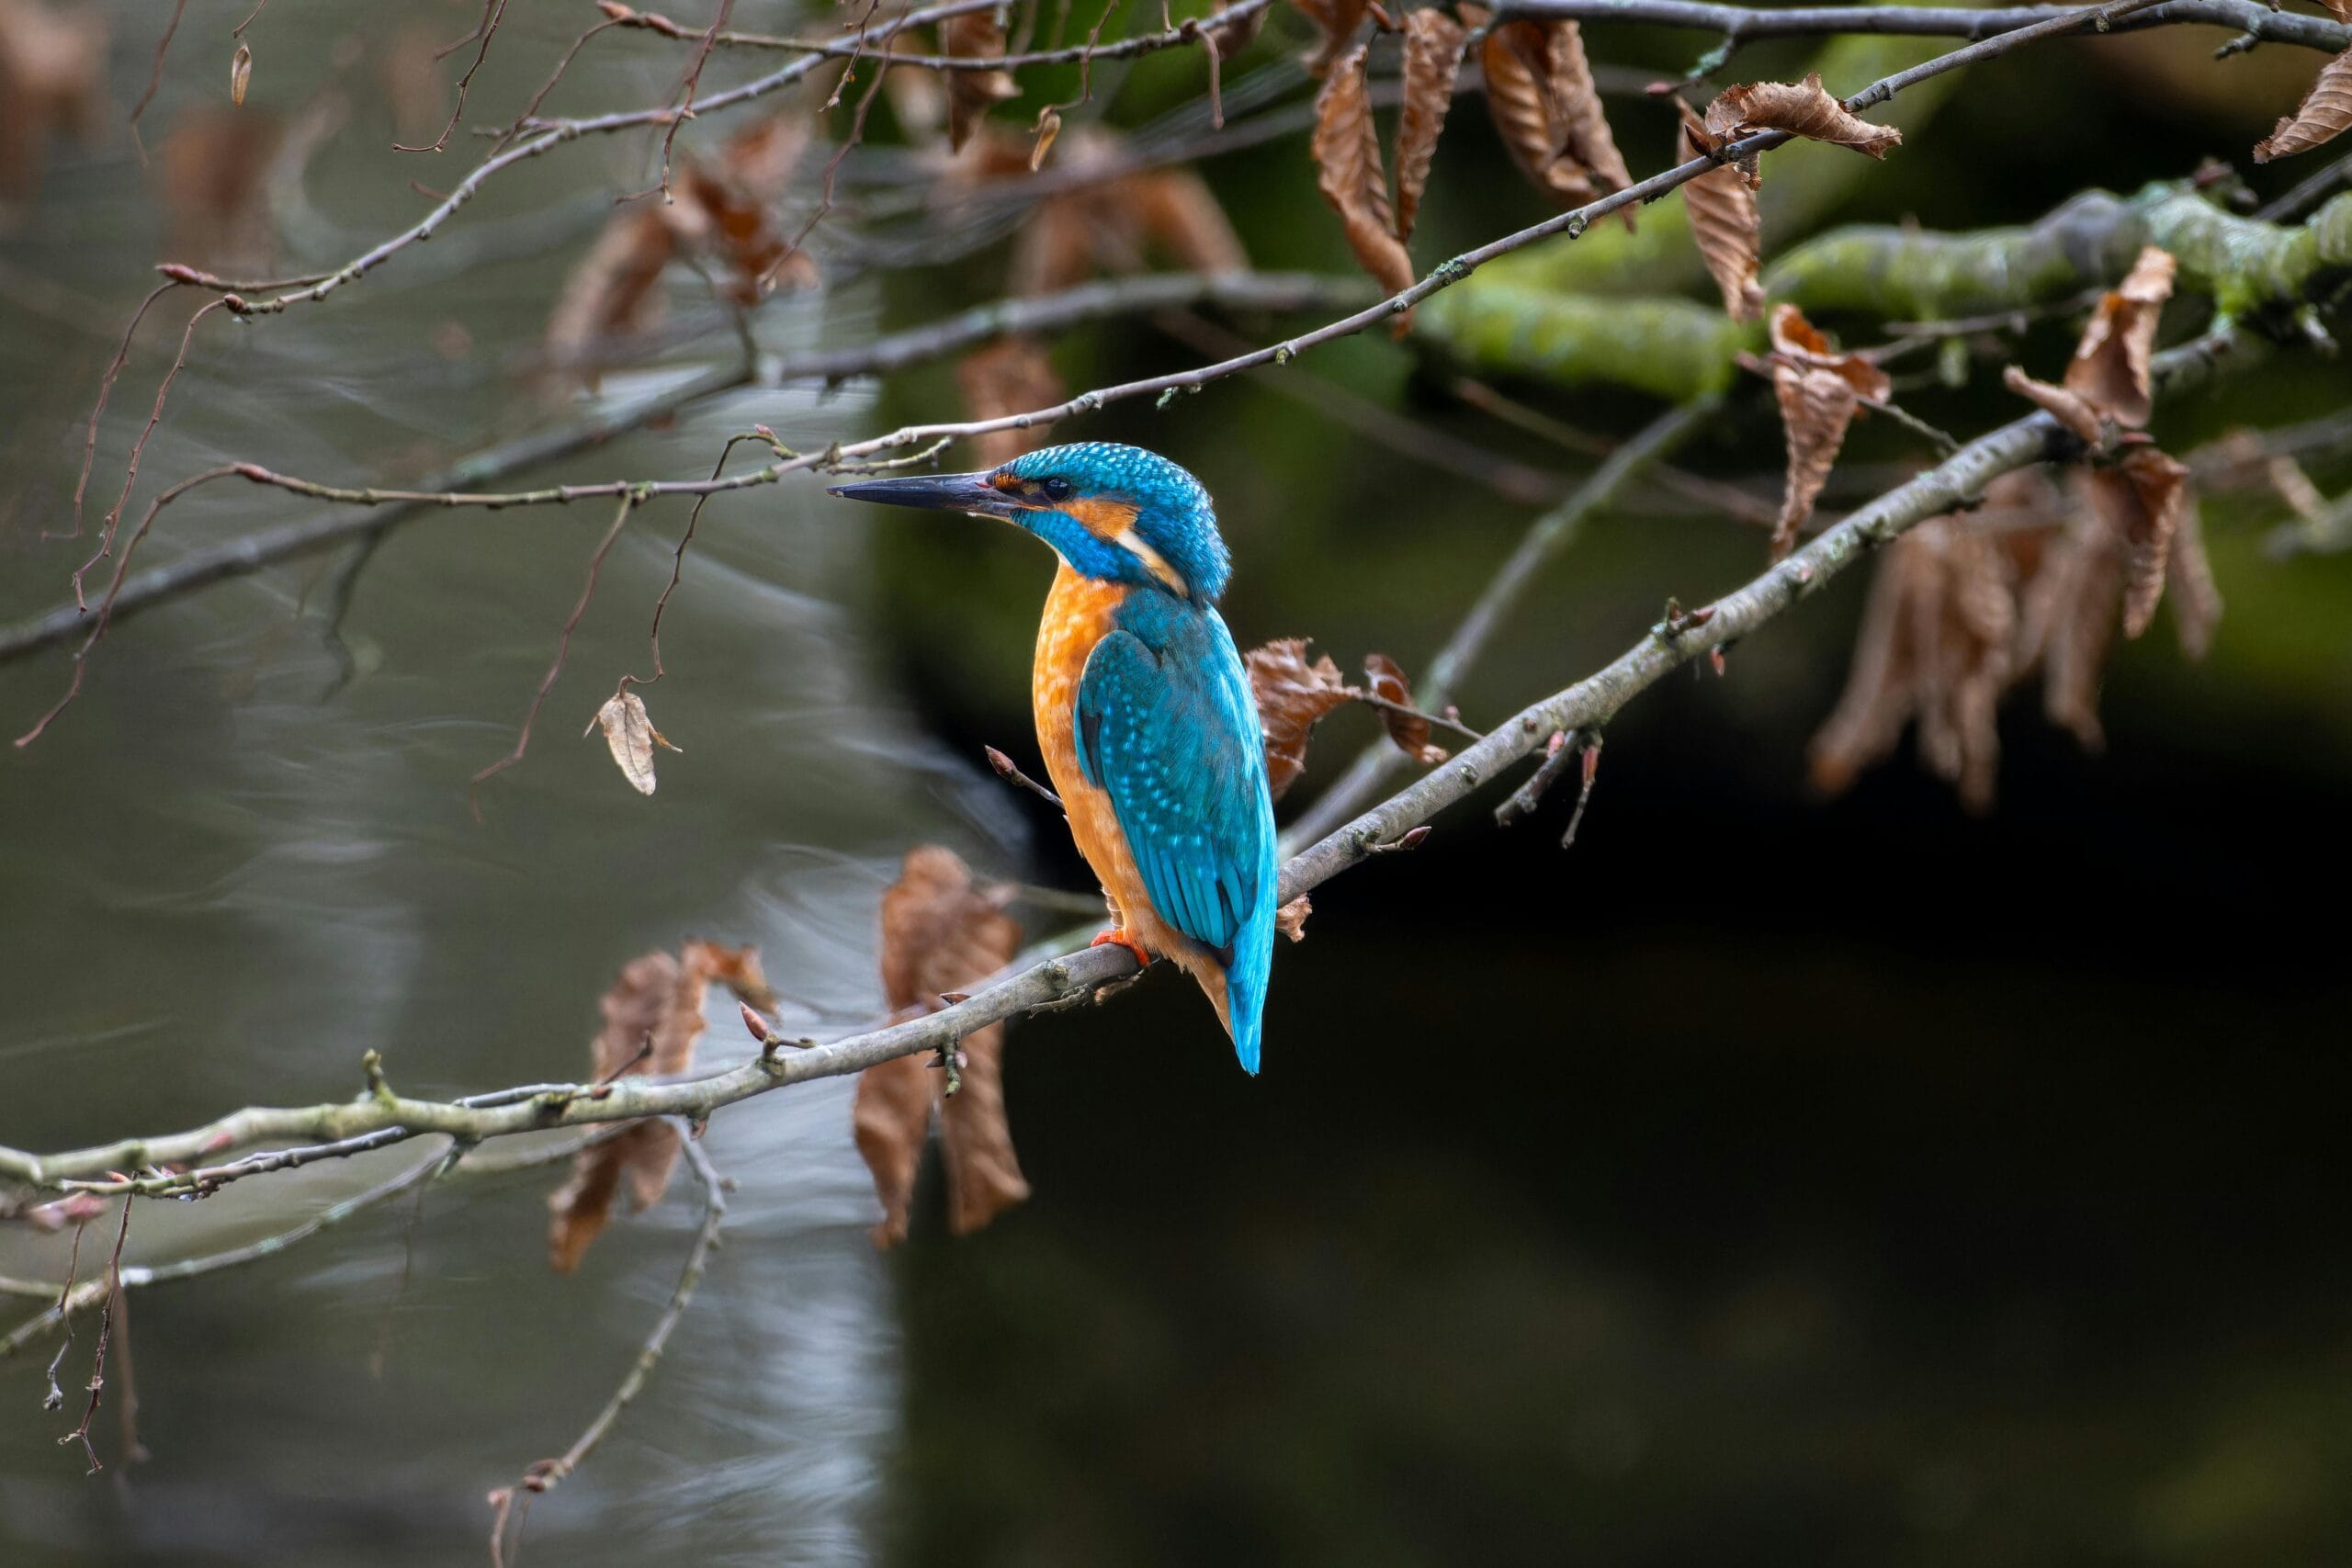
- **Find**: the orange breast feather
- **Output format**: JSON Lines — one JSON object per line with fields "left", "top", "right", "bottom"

{"left": 1030, "top": 562, "right": 1206, "bottom": 982}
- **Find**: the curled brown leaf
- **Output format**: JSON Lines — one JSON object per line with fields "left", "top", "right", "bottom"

{"left": 942, "top": 11, "right": 1020, "bottom": 152}
{"left": 1676, "top": 102, "right": 1762, "bottom": 321}
{"left": 1810, "top": 514, "right": 2020, "bottom": 811}
{"left": 1468, "top": 11, "right": 1632, "bottom": 226}
{"left": 548, "top": 942, "right": 772, "bottom": 1271}
{"left": 1290, "top": 0, "right": 1370, "bottom": 78}
{"left": 1394, "top": 8, "right": 1465, "bottom": 243}
{"left": 2254, "top": 50, "right": 2352, "bottom": 162}
{"left": 856, "top": 846, "right": 1028, "bottom": 1247}
{"left": 1245, "top": 637, "right": 1354, "bottom": 800}
{"left": 1311, "top": 41, "right": 1416, "bottom": 326}
{"left": 587, "top": 688, "right": 680, "bottom": 795}
{"left": 1704, "top": 72, "right": 1901, "bottom": 162}
{"left": 2090, "top": 446, "right": 2193, "bottom": 639}
{"left": 1363, "top": 652, "right": 1447, "bottom": 765}
{"left": 1767, "top": 305, "right": 1890, "bottom": 559}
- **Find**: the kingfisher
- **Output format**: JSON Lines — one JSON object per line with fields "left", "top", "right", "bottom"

{"left": 830, "top": 443, "right": 1278, "bottom": 1074}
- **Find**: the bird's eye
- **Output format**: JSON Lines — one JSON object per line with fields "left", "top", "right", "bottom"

{"left": 1040, "top": 477, "right": 1072, "bottom": 502}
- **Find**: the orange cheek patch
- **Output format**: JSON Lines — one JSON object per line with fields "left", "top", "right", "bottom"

{"left": 1063, "top": 497, "right": 1141, "bottom": 540}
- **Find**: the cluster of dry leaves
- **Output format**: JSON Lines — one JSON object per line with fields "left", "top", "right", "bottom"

{"left": 1244, "top": 637, "right": 1448, "bottom": 797}
{"left": 548, "top": 940, "right": 776, "bottom": 1271}
{"left": 1810, "top": 247, "right": 2221, "bottom": 809}
{"left": 950, "top": 125, "right": 1248, "bottom": 465}
{"left": 546, "top": 114, "right": 817, "bottom": 387}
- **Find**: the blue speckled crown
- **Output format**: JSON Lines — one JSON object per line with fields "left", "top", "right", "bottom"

{"left": 1004, "top": 443, "right": 1232, "bottom": 604}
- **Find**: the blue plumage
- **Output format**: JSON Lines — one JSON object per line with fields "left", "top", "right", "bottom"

{"left": 1074, "top": 592, "right": 1278, "bottom": 1073}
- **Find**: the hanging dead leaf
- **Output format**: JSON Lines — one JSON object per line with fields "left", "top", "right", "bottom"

{"left": 1676, "top": 102, "right": 1762, "bottom": 321}
{"left": 1313, "top": 42, "right": 1416, "bottom": 325}
{"left": 943, "top": 11, "right": 1020, "bottom": 153}
{"left": 2017, "top": 477, "right": 2128, "bottom": 750}
{"left": 1704, "top": 73, "right": 1901, "bottom": 162}
{"left": 156, "top": 106, "right": 284, "bottom": 276}
{"left": 1363, "top": 652, "right": 1448, "bottom": 765}
{"left": 2089, "top": 446, "right": 2193, "bottom": 639}
{"left": 1767, "top": 305, "right": 1890, "bottom": 559}
{"left": 1274, "top": 895, "right": 1312, "bottom": 942}
{"left": 1466, "top": 11, "right": 1633, "bottom": 226}
{"left": 1205, "top": 1, "right": 1270, "bottom": 61}
{"left": 2009, "top": 245, "right": 2176, "bottom": 439}
{"left": 1001, "top": 127, "right": 1248, "bottom": 296}
{"left": 1541, "top": 20, "right": 1632, "bottom": 209}
{"left": 2165, "top": 490, "right": 2223, "bottom": 659}
{"left": 1291, "top": 0, "right": 1370, "bottom": 77}
{"left": 548, "top": 942, "right": 773, "bottom": 1271}
{"left": 1810, "top": 513, "right": 2022, "bottom": 811}
{"left": 856, "top": 846, "right": 1028, "bottom": 1247}
{"left": 587, "top": 688, "right": 679, "bottom": 795}
{"left": 1244, "top": 637, "right": 1354, "bottom": 800}
{"left": 545, "top": 209, "right": 674, "bottom": 387}
{"left": 2254, "top": 49, "right": 2352, "bottom": 162}
{"left": 957, "top": 335, "right": 1065, "bottom": 468}
{"left": 230, "top": 42, "right": 252, "bottom": 107}
{"left": 0, "top": 0, "right": 108, "bottom": 203}
{"left": 1394, "top": 8, "right": 1465, "bottom": 243}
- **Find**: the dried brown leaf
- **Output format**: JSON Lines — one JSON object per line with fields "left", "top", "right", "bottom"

{"left": 1541, "top": 19, "right": 1632, "bottom": 214}
{"left": 1703, "top": 72, "right": 1901, "bottom": 160}
{"left": 1205, "top": 0, "right": 1270, "bottom": 61}
{"left": 545, "top": 209, "right": 674, "bottom": 388}
{"left": 1810, "top": 514, "right": 2018, "bottom": 810}
{"left": 1313, "top": 42, "right": 1416, "bottom": 326}
{"left": 956, "top": 335, "right": 1065, "bottom": 468}
{"left": 1394, "top": 8, "right": 1465, "bottom": 243}
{"left": 588, "top": 688, "right": 678, "bottom": 795}
{"left": 230, "top": 43, "right": 251, "bottom": 107}
{"left": 2255, "top": 50, "right": 2352, "bottom": 162}
{"left": 1475, "top": 17, "right": 1590, "bottom": 206}
{"left": 549, "top": 942, "right": 770, "bottom": 1270}
{"left": 1274, "top": 895, "right": 1312, "bottom": 942}
{"left": 2017, "top": 476, "right": 2129, "bottom": 750}
{"left": 1468, "top": 13, "right": 1629, "bottom": 226}
{"left": 1363, "top": 652, "right": 1447, "bottom": 765}
{"left": 2087, "top": 446, "right": 2193, "bottom": 639}
{"left": 1768, "top": 305, "right": 1888, "bottom": 559}
{"left": 2003, "top": 365, "right": 2105, "bottom": 445}
{"left": 0, "top": 0, "right": 108, "bottom": 202}
{"left": 156, "top": 107, "right": 283, "bottom": 276}
{"left": 1676, "top": 102, "right": 1761, "bottom": 321}
{"left": 2165, "top": 495, "right": 2223, "bottom": 659}
{"left": 1120, "top": 169, "right": 1250, "bottom": 276}
{"left": 857, "top": 846, "right": 1028, "bottom": 1247}
{"left": 2064, "top": 245, "right": 2174, "bottom": 428}
{"left": 1245, "top": 637, "right": 1354, "bottom": 800}
{"left": 943, "top": 11, "right": 1020, "bottom": 153}
{"left": 1291, "top": 0, "right": 1370, "bottom": 77}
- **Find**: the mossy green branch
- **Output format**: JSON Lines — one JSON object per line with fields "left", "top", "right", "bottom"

{"left": 1770, "top": 184, "right": 2352, "bottom": 321}
{"left": 1413, "top": 286, "right": 1753, "bottom": 400}
{"left": 1413, "top": 185, "right": 2351, "bottom": 402}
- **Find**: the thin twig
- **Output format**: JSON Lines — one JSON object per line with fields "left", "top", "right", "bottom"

{"left": 487, "top": 1124, "right": 728, "bottom": 1568}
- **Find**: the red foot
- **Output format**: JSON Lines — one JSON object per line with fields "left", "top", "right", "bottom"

{"left": 1090, "top": 929, "right": 1153, "bottom": 969}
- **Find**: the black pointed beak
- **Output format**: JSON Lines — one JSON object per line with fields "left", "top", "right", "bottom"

{"left": 825, "top": 471, "right": 1020, "bottom": 518}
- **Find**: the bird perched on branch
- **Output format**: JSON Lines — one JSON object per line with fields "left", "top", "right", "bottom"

{"left": 831, "top": 443, "right": 1278, "bottom": 1074}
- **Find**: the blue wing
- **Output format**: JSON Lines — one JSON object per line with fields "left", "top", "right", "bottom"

{"left": 1075, "top": 602, "right": 1278, "bottom": 1073}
